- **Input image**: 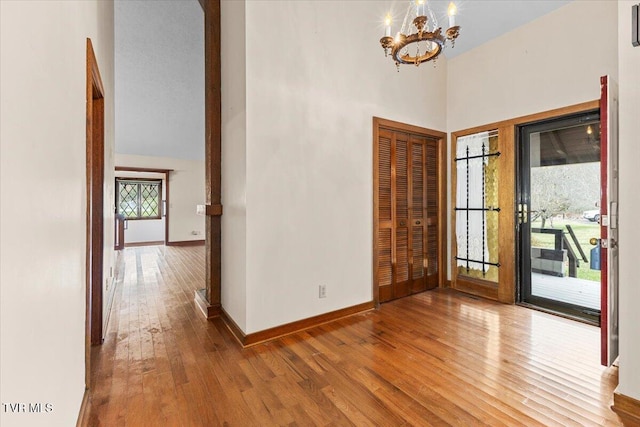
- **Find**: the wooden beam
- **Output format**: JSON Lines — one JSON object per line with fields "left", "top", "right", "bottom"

{"left": 115, "top": 166, "right": 173, "bottom": 173}
{"left": 202, "top": 0, "right": 222, "bottom": 315}
{"left": 206, "top": 204, "right": 223, "bottom": 216}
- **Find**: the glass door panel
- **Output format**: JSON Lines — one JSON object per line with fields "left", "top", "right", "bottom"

{"left": 518, "top": 112, "right": 602, "bottom": 324}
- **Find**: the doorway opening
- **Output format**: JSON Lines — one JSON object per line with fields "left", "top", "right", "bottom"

{"left": 114, "top": 167, "right": 173, "bottom": 247}
{"left": 517, "top": 110, "right": 602, "bottom": 324}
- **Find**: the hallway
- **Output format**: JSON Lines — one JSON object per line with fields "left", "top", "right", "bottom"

{"left": 85, "top": 246, "right": 621, "bottom": 426}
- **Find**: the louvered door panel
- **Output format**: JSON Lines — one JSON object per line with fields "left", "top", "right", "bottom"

{"left": 412, "top": 141, "right": 425, "bottom": 221}
{"left": 395, "top": 134, "right": 409, "bottom": 221}
{"left": 426, "top": 140, "right": 439, "bottom": 289}
{"left": 377, "top": 130, "right": 394, "bottom": 301}
{"left": 396, "top": 228, "right": 409, "bottom": 282}
{"left": 378, "top": 132, "right": 392, "bottom": 222}
{"left": 394, "top": 134, "right": 411, "bottom": 298}
{"left": 412, "top": 226, "right": 425, "bottom": 290}
{"left": 378, "top": 229, "right": 392, "bottom": 286}
{"left": 411, "top": 140, "right": 427, "bottom": 293}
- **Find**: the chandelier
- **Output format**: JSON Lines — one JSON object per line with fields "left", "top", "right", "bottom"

{"left": 380, "top": 0, "right": 460, "bottom": 70}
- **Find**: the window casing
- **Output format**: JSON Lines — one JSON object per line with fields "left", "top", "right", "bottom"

{"left": 116, "top": 179, "right": 162, "bottom": 220}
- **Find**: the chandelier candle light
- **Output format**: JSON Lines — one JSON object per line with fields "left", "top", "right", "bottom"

{"left": 380, "top": 0, "right": 460, "bottom": 71}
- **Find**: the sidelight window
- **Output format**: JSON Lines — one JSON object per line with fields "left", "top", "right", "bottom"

{"left": 454, "top": 130, "right": 500, "bottom": 283}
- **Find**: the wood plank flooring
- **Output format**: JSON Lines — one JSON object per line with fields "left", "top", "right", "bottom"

{"left": 85, "top": 246, "right": 622, "bottom": 426}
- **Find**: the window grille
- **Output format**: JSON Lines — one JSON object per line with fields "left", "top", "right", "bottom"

{"left": 116, "top": 179, "right": 162, "bottom": 220}
{"left": 455, "top": 131, "right": 500, "bottom": 278}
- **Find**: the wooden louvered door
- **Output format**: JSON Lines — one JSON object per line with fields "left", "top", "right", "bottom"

{"left": 376, "top": 124, "right": 440, "bottom": 303}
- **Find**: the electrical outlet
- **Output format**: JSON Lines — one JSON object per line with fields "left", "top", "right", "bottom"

{"left": 319, "top": 284, "right": 327, "bottom": 299}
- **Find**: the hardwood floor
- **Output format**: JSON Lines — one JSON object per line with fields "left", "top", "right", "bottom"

{"left": 85, "top": 246, "right": 622, "bottom": 426}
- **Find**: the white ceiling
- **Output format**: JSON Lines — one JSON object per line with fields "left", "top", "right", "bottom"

{"left": 114, "top": 0, "right": 572, "bottom": 160}
{"left": 115, "top": 0, "right": 204, "bottom": 161}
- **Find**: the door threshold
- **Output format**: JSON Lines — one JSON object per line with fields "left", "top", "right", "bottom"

{"left": 517, "top": 302, "right": 600, "bottom": 327}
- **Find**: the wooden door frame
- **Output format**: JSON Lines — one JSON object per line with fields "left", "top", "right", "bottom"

{"left": 450, "top": 124, "right": 515, "bottom": 302}
{"left": 85, "top": 39, "right": 105, "bottom": 391}
{"left": 450, "top": 100, "right": 600, "bottom": 304}
{"left": 114, "top": 166, "right": 173, "bottom": 245}
{"left": 372, "top": 117, "right": 447, "bottom": 306}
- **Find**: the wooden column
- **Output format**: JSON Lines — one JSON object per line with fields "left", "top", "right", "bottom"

{"left": 197, "top": 0, "right": 222, "bottom": 318}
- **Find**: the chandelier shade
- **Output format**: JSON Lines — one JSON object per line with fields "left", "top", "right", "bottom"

{"left": 380, "top": 1, "right": 461, "bottom": 70}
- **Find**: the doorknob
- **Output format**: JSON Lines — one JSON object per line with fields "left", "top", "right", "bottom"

{"left": 601, "top": 238, "right": 617, "bottom": 249}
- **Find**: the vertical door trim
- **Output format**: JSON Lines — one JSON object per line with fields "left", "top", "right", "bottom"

{"left": 85, "top": 38, "right": 105, "bottom": 389}
{"left": 497, "top": 124, "right": 517, "bottom": 302}
{"left": 372, "top": 117, "right": 447, "bottom": 306}
{"left": 600, "top": 74, "right": 619, "bottom": 366}
{"left": 600, "top": 78, "right": 610, "bottom": 363}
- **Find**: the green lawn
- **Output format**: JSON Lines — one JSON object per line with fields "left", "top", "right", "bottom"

{"left": 530, "top": 218, "right": 601, "bottom": 282}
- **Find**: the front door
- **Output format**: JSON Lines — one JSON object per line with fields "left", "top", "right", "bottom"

{"left": 517, "top": 110, "right": 602, "bottom": 324}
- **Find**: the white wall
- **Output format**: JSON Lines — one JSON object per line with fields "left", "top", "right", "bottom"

{"left": 616, "top": 0, "right": 640, "bottom": 402}
{"left": 446, "top": 0, "right": 618, "bottom": 278}
{"left": 115, "top": 154, "right": 205, "bottom": 242}
{"left": 124, "top": 218, "right": 165, "bottom": 244}
{"left": 223, "top": 0, "right": 448, "bottom": 333}
{"left": 0, "top": 1, "right": 114, "bottom": 426}
{"left": 447, "top": 0, "right": 618, "bottom": 131}
{"left": 221, "top": 0, "right": 248, "bottom": 331}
